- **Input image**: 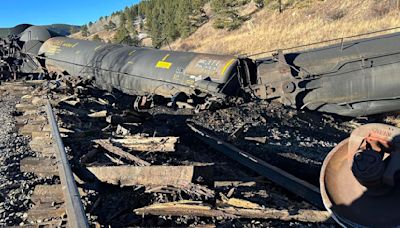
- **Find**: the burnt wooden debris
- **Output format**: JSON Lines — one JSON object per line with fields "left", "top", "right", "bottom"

{"left": 2, "top": 80, "right": 343, "bottom": 227}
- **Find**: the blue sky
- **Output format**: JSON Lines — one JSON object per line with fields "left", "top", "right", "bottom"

{"left": 0, "top": 0, "right": 140, "bottom": 27}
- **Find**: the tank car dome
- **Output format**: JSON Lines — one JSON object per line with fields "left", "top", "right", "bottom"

{"left": 20, "top": 26, "right": 60, "bottom": 42}
{"left": 9, "top": 24, "right": 32, "bottom": 36}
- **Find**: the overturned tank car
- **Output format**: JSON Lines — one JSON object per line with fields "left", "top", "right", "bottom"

{"left": 253, "top": 32, "right": 400, "bottom": 116}
{"left": 37, "top": 37, "right": 243, "bottom": 100}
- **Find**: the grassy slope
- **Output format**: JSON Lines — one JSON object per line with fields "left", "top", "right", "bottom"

{"left": 70, "top": 29, "right": 117, "bottom": 42}
{"left": 169, "top": 0, "right": 400, "bottom": 57}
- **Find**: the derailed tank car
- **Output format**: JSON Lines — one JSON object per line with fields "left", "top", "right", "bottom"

{"left": 38, "top": 37, "right": 243, "bottom": 99}
{"left": 253, "top": 32, "right": 400, "bottom": 117}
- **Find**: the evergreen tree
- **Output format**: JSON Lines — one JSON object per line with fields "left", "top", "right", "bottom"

{"left": 81, "top": 25, "right": 89, "bottom": 37}
{"left": 119, "top": 12, "right": 127, "bottom": 28}
{"left": 113, "top": 27, "right": 139, "bottom": 46}
{"left": 91, "top": 0, "right": 211, "bottom": 47}
{"left": 175, "top": 0, "right": 193, "bottom": 38}
{"left": 149, "top": 5, "right": 163, "bottom": 47}
{"left": 125, "top": 6, "right": 136, "bottom": 33}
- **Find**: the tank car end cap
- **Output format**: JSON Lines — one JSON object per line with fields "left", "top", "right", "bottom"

{"left": 320, "top": 123, "right": 400, "bottom": 227}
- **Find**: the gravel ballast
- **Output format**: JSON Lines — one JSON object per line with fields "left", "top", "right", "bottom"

{"left": 0, "top": 94, "right": 49, "bottom": 226}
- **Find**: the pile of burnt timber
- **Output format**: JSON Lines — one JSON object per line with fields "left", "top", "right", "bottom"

{"left": 46, "top": 87, "right": 335, "bottom": 226}
{"left": 6, "top": 82, "right": 344, "bottom": 226}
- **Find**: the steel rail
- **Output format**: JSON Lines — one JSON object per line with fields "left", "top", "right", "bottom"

{"left": 45, "top": 100, "right": 89, "bottom": 228}
{"left": 187, "top": 122, "right": 325, "bottom": 209}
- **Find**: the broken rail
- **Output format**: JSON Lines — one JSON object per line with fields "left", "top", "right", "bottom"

{"left": 45, "top": 100, "right": 89, "bottom": 228}
{"left": 187, "top": 123, "right": 324, "bottom": 209}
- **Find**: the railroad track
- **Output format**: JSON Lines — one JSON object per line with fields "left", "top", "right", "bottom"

{"left": 3, "top": 81, "right": 89, "bottom": 227}
{"left": 0, "top": 80, "right": 336, "bottom": 226}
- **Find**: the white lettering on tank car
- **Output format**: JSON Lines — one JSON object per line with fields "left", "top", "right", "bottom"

{"left": 195, "top": 59, "right": 221, "bottom": 71}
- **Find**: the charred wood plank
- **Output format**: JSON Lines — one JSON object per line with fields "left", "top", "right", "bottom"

{"left": 134, "top": 201, "right": 234, "bottom": 219}
{"left": 111, "top": 135, "right": 178, "bottom": 153}
{"left": 93, "top": 139, "right": 150, "bottom": 166}
{"left": 87, "top": 165, "right": 213, "bottom": 187}
{"left": 134, "top": 201, "right": 331, "bottom": 223}
{"left": 221, "top": 207, "right": 331, "bottom": 223}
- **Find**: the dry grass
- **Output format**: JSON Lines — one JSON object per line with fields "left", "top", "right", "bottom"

{"left": 69, "top": 30, "right": 116, "bottom": 43}
{"left": 168, "top": 0, "right": 400, "bottom": 56}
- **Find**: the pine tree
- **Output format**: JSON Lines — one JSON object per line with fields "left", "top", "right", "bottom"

{"left": 125, "top": 7, "right": 136, "bottom": 33}
{"left": 113, "top": 26, "right": 139, "bottom": 46}
{"left": 175, "top": 0, "right": 193, "bottom": 38}
{"left": 81, "top": 25, "right": 89, "bottom": 37}
{"left": 90, "top": 0, "right": 210, "bottom": 47}
{"left": 119, "top": 12, "right": 127, "bottom": 28}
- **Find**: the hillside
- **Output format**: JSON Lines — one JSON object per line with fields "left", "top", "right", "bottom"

{"left": 168, "top": 0, "right": 400, "bottom": 56}
{"left": 70, "top": 14, "right": 120, "bottom": 42}
{"left": 73, "top": 0, "right": 208, "bottom": 46}
{"left": 74, "top": 0, "right": 400, "bottom": 58}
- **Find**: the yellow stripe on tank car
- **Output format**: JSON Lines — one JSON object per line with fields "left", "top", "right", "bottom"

{"left": 94, "top": 45, "right": 103, "bottom": 51}
{"left": 162, "top": 54, "right": 170, "bottom": 61}
{"left": 221, "top": 58, "right": 236, "bottom": 76}
{"left": 156, "top": 54, "right": 173, "bottom": 69}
